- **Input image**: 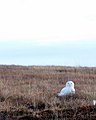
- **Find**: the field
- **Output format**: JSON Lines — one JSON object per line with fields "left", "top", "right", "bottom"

{"left": 0, "top": 65, "right": 96, "bottom": 120}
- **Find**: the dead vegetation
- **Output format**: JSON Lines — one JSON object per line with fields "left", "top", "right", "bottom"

{"left": 0, "top": 65, "right": 96, "bottom": 120}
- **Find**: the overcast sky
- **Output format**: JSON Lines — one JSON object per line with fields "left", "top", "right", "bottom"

{"left": 0, "top": 0, "right": 96, "bottom": 66}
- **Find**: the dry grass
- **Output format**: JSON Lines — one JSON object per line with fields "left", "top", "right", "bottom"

{"left": 0, "top": 65, "right": 96, "bottom": 119}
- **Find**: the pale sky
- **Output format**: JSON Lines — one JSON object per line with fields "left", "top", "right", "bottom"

{"left": 0, "top": 0, "right": 96, "bottom": 66}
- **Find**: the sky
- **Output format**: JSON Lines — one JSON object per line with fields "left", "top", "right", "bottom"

{"left": 0, "top": 0, "right": 96, "bottom": 66}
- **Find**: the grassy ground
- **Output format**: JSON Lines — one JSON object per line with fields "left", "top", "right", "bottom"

{"left": 0, "top": 65, "right": 96, "bottom": 120}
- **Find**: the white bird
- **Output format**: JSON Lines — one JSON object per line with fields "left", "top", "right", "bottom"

{"left": 93, "top": 100, "right": 96, "bottom": 105}
{"left": 58, "top": 81, "right": 75, "bottom": 96}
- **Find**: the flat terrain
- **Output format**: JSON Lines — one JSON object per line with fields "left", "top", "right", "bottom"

{"left": 0, "top": 65, "right": 96, "bottom": 120}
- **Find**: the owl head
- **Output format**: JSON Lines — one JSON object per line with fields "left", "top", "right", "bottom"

{"left": 66, "top": 81, "right": 75, "bottom": 88}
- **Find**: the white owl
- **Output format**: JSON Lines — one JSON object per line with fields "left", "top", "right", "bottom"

{"left": 58, "top": 81, "right": 75, "bottom": 96}
{"left": 93, "top": 100, "right": 96, "bottom": 105}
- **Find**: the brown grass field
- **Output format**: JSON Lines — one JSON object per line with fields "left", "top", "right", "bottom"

{"left": 0, "top": 65, "right": 96, "bottom": 120}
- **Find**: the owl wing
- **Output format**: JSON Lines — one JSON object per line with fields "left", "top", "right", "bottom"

{"left": 71, "top": 88, "right": 75, "bottom": 94}
{"left": 58, "top": 87, "right": 68, "bottom": 96}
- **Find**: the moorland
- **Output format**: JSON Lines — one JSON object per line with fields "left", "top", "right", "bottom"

{"left": 0, "top": 65, "right": 96, "bottom": 120}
